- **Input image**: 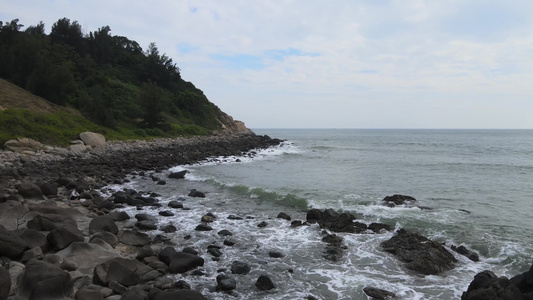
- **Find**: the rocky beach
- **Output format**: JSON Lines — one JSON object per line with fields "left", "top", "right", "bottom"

{"left": 0, "top": 132, "right": 532, "bottom": 300}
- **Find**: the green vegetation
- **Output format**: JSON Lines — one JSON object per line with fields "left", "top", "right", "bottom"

{"left": 0, "top": 18, "right": 228, "bottom": 146}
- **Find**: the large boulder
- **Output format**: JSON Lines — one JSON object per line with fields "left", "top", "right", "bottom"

{"left": 47, "top": 226, "right": 84, "bottom": 251}
{"left": 56, "top": 242, "right": 120, "bottom": 274}
{"left": 18, "top": 259, "right": 73, "bottom": 300}
{"left": 89, "top": 216, "right": 118, "bottom": 235}
{"left": 27, "top": 213, "right": 78, "bottom": 231}
{"left": 382, "top": 194, "right": 417, "bottom": 206}
{"left": 158, "top": 247, "right": 204, "bottom": 274}
{"left": 79, "top": 132, "right": 106, "bottom": 147}
{"left": 0, "top": 266, "right": 10, "bottom": 300}
{"left": 0, "top": 228, "right": 28, "bottom": 259}
{"left": 381, "top": 229, "right": 456, "bottom": 275}
{"left": 0, "top": 201, "right": 29, "bottom": 231}
{"left": 16, "top": 182, "right": 43, "bottom": 200}
{"left": 4, "top": 138, "right": 43, "bottom": 153}
{"left": 119, "top": 230, "right": 151, "bottom": 246}
{"left": 93, "top": 257, "right": 154, "bottom": 287}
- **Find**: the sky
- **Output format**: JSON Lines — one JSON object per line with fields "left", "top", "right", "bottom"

{"left": 1, "top": 0, "right": 533, "bottom": 129}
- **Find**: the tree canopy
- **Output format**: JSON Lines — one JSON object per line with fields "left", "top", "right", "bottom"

{"left": 0, "top": 18, "right": 225, "bottom": 135}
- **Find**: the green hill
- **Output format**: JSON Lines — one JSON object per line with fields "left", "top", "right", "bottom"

{"left": 0, "top": 18, "right": 246, "bottom": 146}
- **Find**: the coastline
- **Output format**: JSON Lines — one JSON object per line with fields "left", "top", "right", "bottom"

{"left": 0, "top": 133, "right": 531, "bottom": 299}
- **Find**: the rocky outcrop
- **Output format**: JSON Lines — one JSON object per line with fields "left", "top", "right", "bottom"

{"left": 461, "top": 265, "right": 533, "bottom": 300}
{"left": 4, "top": 138, "right": 44, "bottom": 153}
{"left": 382, "top": 194, "right": 417, "bottom": 206}
{"left": 381, "top": 229, "right": 457, "bottom": 275}
{"left": 216, "top": 112, "right": 255, "bottom": 135}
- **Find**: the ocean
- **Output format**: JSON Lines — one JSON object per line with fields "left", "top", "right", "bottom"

{"left": 114, "top": 129, "right": 533, "bottom": 299}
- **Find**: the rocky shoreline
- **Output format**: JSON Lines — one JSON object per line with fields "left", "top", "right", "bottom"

{"left": 0, "top": 133, "right": 532, "bottom": 300}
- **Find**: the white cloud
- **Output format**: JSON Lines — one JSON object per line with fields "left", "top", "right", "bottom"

{"left": 1, "top": 0, "right": 532, "bottom": 128}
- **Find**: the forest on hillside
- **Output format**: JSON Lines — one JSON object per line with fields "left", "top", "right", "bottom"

{"left": 0, "top": 18, "right": 226, "bottom": 136}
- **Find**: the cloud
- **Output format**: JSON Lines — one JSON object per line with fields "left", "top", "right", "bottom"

{"left": 1, "top": 0, "right": 532, "bottom": 128}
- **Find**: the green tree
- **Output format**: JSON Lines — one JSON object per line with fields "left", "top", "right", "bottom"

{"left": 139, "top": 81, "right": 164, "bottom": 128}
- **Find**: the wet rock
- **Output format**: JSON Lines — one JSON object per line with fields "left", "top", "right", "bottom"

{"left": 291, "top": 220, "right": 303, "bottom": 227}
{"left": 381, "top": 229, "right": 456, "bottom": 275}
{"left": 224, "top": 239, "right": 236, "bottom": 246}
{"left": 158, "top": 247, "right": 205, "bottom": 274}
{"left": 168, "top": 170, "right": 188, "bottom": 179}
{"left": 268, "top": 251, "right": 284, "bottom": 258}
{"left": 216, "top": 274, "right": 237, "bottom": 291}
{"left": 174, "top": 279, "right": 191, "bottom": 290}
{"left": 277, "top": 212, "right": 291, "bottom": 220}
{"left": 451, "top": 244, "right": 480, "bottom": 262}
{"left": 201, "top": 215, "right": 215, "bottom": 223}
{"left": 168, "top": 201, "right": 183, "bottom": 209}
{"left": 188, "top": 189, "right": 205, "bottom": 198}
{"left": 369, "top": 223, "right": 393, "bottom": 233}
{"left": 89, "top": 215, "right": 119, "bottom": 235}
{"left": 227, "top": 215, "right": 243, "bottom": 220}
{"left": 306, "top": 208, "right": 323, "bottom": 223}
{"left": 363, "top": 286, "right": 396, "bottom": 299}
{"left": 231, "top": 261, "right": 251, "bottom": 275}
{"left": 135, "top": 220, "right": 158, "bottom": 230}
{"left": 255, "top": 274, "right": 275, "bottom": 291}
{"left": 18, "top": 259, "right": 73, "bottom": 300}
{"left": 159, "top": 210, "right": 174, "bottom": 217}
{"left": 382, "top": 194, "right": 417, "bottom": 206}
{"left": 257, "top": 221, "right": 268, "bottom": 228}
{"left": 195, "top": 224, "right": 213, "bottom": 231}
{"left": 208, "top": 248, "right": 223, "bottom": 258}
{"left": 218, "top": 229, "right": 233, "bottom": 236}
{"left": 160, "top": 224, "right": 177, "bottom": 233}
{"left": 120, "top": 230, "right": 151, "bottom": 246}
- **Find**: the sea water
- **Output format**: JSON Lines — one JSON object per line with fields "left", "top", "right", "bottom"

{"left": 114, "top": 129, "right": 533, "bottom": 299}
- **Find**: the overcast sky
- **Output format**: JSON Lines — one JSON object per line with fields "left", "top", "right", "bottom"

{"left": 2, "top": 0, "right": 533, "bottom": 129}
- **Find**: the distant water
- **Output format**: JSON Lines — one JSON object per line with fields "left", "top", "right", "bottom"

{"left": 116, "top": 129, "right": 533, "bottom": 299}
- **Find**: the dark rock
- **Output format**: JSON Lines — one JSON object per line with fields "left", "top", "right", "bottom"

{"left": 227, "top": 215, "right": 243, "bottom": 220}
{"left": 136, "top": 245, "right": 156, "bottom": 260}
{"left": 120, "top": 230, "right": 151, "bottom": 246}
{"left": 108, "top": 211, "right": 130, "bottom": 221}
{"left": 201, "top": 214, "right": 215, "bottom": 223}
{"left": 231, "top": 261, "right": 251, "bottom": 275}
{"left": 168, "top": 201, "right": 184, "bottom": 209}
{"left": 89, "top": 215, "right": 119, "bottom": 235}
{"left": 160, "top": 224, "right": 177, "bottom": 233}
{"left": 19, "top": 260, "right": 73, "bottom": 300}
{"left": 277, "top": 212, "right": 291, "bottom": 220}
{"left": 91, "top": 231, "right": 119, "bottom": 247}
{"left": 16, "top": 182, "right": 43, "bottom": 200}
{"left": 322, "top": 234, "right": 343, "bottom": 244}
{"left": 382, "top": 194, "right": 417, "bottom": 206}
{"left": 75, "top": 288, "right": 104, "bottom": 300}
{"left": 105, "top": 260, "right": 142, "bottom": 286}
{"left": 157, "top": 180, "right": 166, "bottom": 185}
{"left": 306, "top": 208, "right": 323, "bottom": 223}
{"left": 255, "top": 274, "right": 275, "bottom": 291}
{"left": 135, "top": 220, "right": 158, "bottom": 230}
{"left": 268, "top": 251, "right": 284, "bottom": 258}
{"left": 381, "top": 229, "right": 457, "bottom": 275}
{"left": 168, "top": 170, "right": 188, "bottom": 179}
{"left": 462, "top": 270, "right": 523, "bottom": 300}
{"left": 21, "top": 246, "right": 43, "bottom": 263}
{"left": 291, "top": 220, "right": 303, "bottom": 227}
{"left": 188, "top": 189, "right": 206, "bottom": 198}
{"left": 218, "top": 229, "right": 233, "bottom": 236}
{"left": 369, "top": 223, "right": 393, "bottom": 233}
{"left": 363, "top": 286, "right": 396, "bottom": 299}
{"left": 216, "top": 274, "right": 237, "bottom": 291}
{"left": 27, "top": 213, "right": 77, "bottom": 231}
{"left": 135, "top": 213, "right": 158, "bottom": 222}
{"left": 451, "top": 245, "right": 480, "bottom": 262}
{"left": 257, "top": 221, "right": 268, "bottom": 228}
{"left": 39, "top": 182, "right": 58, "bottom": 196}
{"left": 159, "top": 210, "right": 174, "bottom": 217}
{"left": 174, "top": 280, "right": 191, "bottom": 290}
{"left": 224, "top": 239, "right": 236, "bottom": 246}
{"left": 154, "top": 289, "right": 207, "bottom": 300}
{"left": 0, "top": 229, "right": 28, "bottom": 259}
{"left": 20, "top": 229, "right": 48, "bottom": 250}
{"left": 208, "top": 248, "right": 223, "bottom": 257}
{"left": 158, "top": 247, "right": 205, "bottom": 274}
{"left": 0, "top": 266, "right": 10, "bottom": 300}
{"left": 195, "top": 224, "right": 213, "bottom": 231}
{"left": 47, "top": 226, "right": 84, "bottom": 250}
{"left": 182, "top": 247, "right": 198, "bottom": 255}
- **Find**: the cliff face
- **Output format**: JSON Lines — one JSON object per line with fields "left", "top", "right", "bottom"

{"left": 216, "top": 112, "right": 255, "bottom": 135}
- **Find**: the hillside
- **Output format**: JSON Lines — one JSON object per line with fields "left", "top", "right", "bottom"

{"left": 0, "top": 18, "right": 252, "bottom": 146}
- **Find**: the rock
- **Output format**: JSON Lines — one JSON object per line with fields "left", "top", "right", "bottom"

{"left": 168, "top": 170, "right": 188, "bottom": 179}
{"left": 16, "top": 182, "right": 43, "bottom": 200}
{"left": 0, "top": 266, "right": 10, "bottom": 300}
{"left": 27, "top": 213, "right": 78, "bottom": 231}
{"left": 257, "top": 221, "right": 268, "bottom": 228}
{"left": 188, "top": 189, "right": 205, "bottom": 198}
{"left": 168, "top": 201, "right": 183, "bottom": 209}
{"left": 268, "top": 251, "right": 284, "bottom": 258}
{"left": 39, "top": 182, "right": 58, "bottom": 196}
{"left": 136, "top": 245, "right": 156, "bottom": 260}
{"left": 135, "top": 213, "right": 157, "bottom": 222}
{"left": 227, "top": 215, "right": 243, "bottom": 220}
{"left": 369, "top": 223, "right": 393, "bottom": 233}
{"left": 208, "top": 248, "right": 223, "bottom": 257}
{"left": 462, "top": 270, "right": 522, "bottom": 300}
{"left": 105, "top": 260, "right": 142, "bottom": 286}
{"left": 0, "top": 201, "right": 29, "bottom": 230}
{"left": 89, "top": 215, "right": 119, "bottom": 235}
{"left": 79, "top": 131, "right": 106, "bottom": 147}
{"left": 4, "top": 137, "right": 43, "bottom": 153}
{"left": 291, "top": 220, "right": 303, "bottom": 227}
{"left": 363, "top": 287, "right": 396, "bottom": 299}
{"left": 135, "top": 220, "right": 158, "bottom": 230}
{"left": 255, "top": 274, "right": 275, "bottom": 291}
{"left": 159, "top": 210, "right": 174, "bottom": 217}
{"left": 451, "top": 245, "right": 480, "bottom": 262}
{"left": 119, "top": 230, "right": 151, "bottom": 246}
{"left": 195, "top": 224, "right": 213, "bottom": 231}
{"left": 18, "top": 259, "right": 73, "bottom": 300}
{"left": 277, "top": 212, "right": 291, "bottom": 220}
{"left": 21, "top": 246, "right": 43, "bottom": 263}
{"left": 108, "top": 211, "right": 130, "bottom": 221}
{"left": 20, "top": 229, "right": 48, "bottom": 250}
{"left": 231, "top": 261, "right": 251, "bottom": 275}
{"left": 91, "top": 231, "right": 119, "bottom": 248}
{"left": 47, "top": 226, "right": 85, "bottom": 250}
{"left": 382, "top": 194, "right": 417, "bottom": 206}
{"left": 160, "top": 224, "right": 177, "bottom": 233}
{"left": 216, "top": 274, "right": 237, "bottom": 291}
{"left": 381, "top": 229, "right": 457, "bottom": 275}
{"left": 224, "top": 239, "right": 236, "bottom": 246}
{"left": 306, "top": 208, "right": 323, "bottom": 223}
{"left": 218, "top": 229, "right": 233, "bottom": 236}
{"left": 75, "top": 288, "right": 104, "bottom": 300}
{"left": 201, "top": 214, "right": 215, "bottom": 223}
{"left": 158, "top": 247, "right": 204, "bottom": 274}
{"left": 154, "top": 290, "right": 207, "bottom": 300}
{"left": 0, "top": 229, "right": 28, "bottom": 259}
{"left": 322, "top": 234, "right": 343, "bottom": 244}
